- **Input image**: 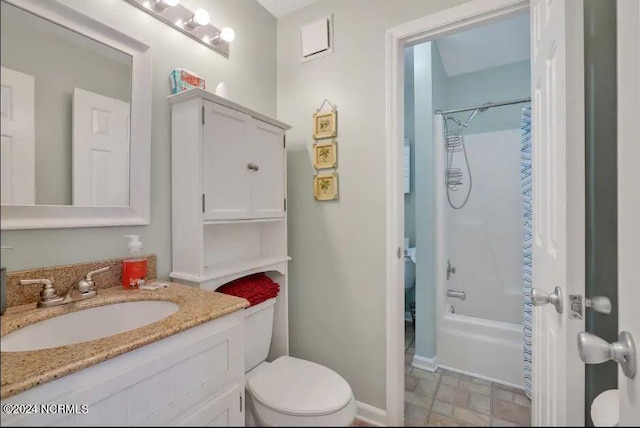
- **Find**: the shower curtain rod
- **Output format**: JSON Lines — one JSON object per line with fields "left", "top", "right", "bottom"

{"left": 435, "top": 97, "right": 531, "bottom": 115}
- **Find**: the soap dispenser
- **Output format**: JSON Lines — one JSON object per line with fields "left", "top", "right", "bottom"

{"left": 123, "top": 235, "right": 147, "bottom": 289}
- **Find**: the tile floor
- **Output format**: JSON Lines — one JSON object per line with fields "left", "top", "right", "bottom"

{"left": 404, "top": 323, "right": 531, "bottom": 427}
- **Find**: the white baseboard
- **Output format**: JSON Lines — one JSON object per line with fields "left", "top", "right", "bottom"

{"left": 405, "top": 311, "right": 412, "bottom": 322}
{"left": 437, "top": 364, "right": 525, "bottom": 391}
{"left": 411, "top": 354, "right": 438, "bottom": 372}
{"left": 355, "top": 401, "right": 386, "bottom": 426}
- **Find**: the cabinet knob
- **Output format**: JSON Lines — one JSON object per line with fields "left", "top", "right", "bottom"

{"left": 254, "top": 164, "right": 259, "bottom": 171}
{"left": 247, "top": 163, "right": 255, "bottom": 171}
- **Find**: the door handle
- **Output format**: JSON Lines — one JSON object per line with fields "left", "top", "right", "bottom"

{"left": 531, "top": 286, "right": 563, "bottom": 313}
{"left": 585, "top": 295, "right": 611, "bottom": 315}
{"left": 577, "top": 331, "right": 636, "bottom": 379}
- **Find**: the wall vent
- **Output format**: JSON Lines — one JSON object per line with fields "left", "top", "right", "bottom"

{"left": 300, "top": 14, "right": 333, "bottom": 63}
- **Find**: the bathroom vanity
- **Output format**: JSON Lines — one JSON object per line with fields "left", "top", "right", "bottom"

{"left": 0, "top": 284, "right": 249, "bottom": 426}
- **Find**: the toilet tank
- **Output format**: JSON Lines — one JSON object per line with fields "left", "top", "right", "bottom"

{"left": 244, "top": 298, "right": 276, "bottom": 372}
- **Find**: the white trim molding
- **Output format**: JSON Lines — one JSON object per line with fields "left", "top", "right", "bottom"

{"left": 384, "top": 0, "right": 528, "bottom": 425}
{"left": 355, "top": 401, "right": 386, "bottom": 427}
{"left": 411, "top": 354, "right": 438, "bottom": 373}
{"left": 0, "top": 0, "right": 152, "bottom": 230}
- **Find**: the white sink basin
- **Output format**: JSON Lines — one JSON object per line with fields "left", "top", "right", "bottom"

{"left": 1, "top": 301, "right": 179, "bottom": 352}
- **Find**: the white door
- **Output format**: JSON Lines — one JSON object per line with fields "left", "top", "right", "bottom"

{"left": 250, "top": 118, "right": 285, "bottom": 219}
{"left": 617, "top": 0, "right": 640, "bottom": 424}
{"left": 530, "top": 0, "right": 585, "bottom": 425}
{"left": 72, "top": 88, "right": 130, "bottom": 206}
{"left": 202, "top": 101, "right": 252, "bottom": 221}
{"left": 0, "top": 66, "right": 35, "bottom": 205}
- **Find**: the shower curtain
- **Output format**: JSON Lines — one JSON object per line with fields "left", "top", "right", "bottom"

{"left": 520, "top": 105, "right": 533, "bottom": 398}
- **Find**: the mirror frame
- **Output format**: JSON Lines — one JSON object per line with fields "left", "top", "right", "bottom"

{"left": 0, "top": 0, "right": 151, "bottom": 230}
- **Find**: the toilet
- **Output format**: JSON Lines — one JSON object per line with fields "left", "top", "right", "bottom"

{"left": 243, "top": 298, "right": 356, "bottom": 426}
{"left": 405, "top": 247, "right": 416, "bottom": 290}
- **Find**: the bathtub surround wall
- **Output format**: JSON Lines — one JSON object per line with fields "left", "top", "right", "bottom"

{"left": 277, "top": 0, "right": 469, "bottom": 411}
{"left": 445, "top": 129, "right": 525, "bottom": 324}
{"left": 1, "top": 0, "right": 277, "bottom": 277}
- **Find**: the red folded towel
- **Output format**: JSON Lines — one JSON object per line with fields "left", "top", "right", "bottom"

{"left": 217, "top": 273, "right": 280, "bottom": 307}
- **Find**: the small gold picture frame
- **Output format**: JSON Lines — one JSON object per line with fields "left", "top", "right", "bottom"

{"left": 314, "top": 173, "right": 339, "bottom": 201}
{"left": 313, "top": 110, "right": 337, "bottom": 140}
{"left": 313, "top": 140, "right": 338, "bottom": 169}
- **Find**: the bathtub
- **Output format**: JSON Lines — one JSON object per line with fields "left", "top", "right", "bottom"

{"left": 437, "top": 312, "right": 525, "bottom": 388}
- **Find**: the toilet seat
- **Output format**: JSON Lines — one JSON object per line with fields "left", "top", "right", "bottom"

{"left": 246, "top": 356, "right": 356, "bottom": 426}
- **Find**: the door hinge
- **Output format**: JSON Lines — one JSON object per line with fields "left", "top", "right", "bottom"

{"left": 284, "top": 198, "right": 287, "bottom": 211}
{"left": 240, "top": 395, "right": 243, "bottom": 412}
{"left": 397, "top": 247, "right": 402, "bottom": 259}
{"left": 202, "top": 105, "right": 205, "bottom": 125}
{"left": 283, "top": 135, "right": 286, "bottom": 148}
{"left": 202, "top": 194, "right": 205, "bottom": 213}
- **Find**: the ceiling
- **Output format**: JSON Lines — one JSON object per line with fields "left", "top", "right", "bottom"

{"left": 435, "top": 13, "right": 530, "bottom": 77}
{"left": 255, "top": 0, "right": 320, "bottom": 18}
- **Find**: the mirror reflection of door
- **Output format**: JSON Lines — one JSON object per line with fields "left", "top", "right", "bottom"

{"left": 1, "top": 0, "right": 132, "bottom": 207}
{"left": 72, "top": 88, "right": 130, "bottom": 206}
{"left": 0, "top": 66, "right": 35, "bottom": 205}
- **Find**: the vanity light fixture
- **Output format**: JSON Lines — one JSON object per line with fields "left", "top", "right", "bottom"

{"left": 124, "top": 0, "right": 233, "bottom": 57}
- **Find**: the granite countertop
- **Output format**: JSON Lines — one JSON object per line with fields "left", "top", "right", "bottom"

{"left": 0, "top": 283, "right": 249, "bottom": 399}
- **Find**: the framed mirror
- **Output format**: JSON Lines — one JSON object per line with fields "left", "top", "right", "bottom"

{"left": 0, "top": 0, "right": 151, "bottom": 229}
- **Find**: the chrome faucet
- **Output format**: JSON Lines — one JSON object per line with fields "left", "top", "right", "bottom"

{"left": 20, "top": 266, "right": 110, "bottom": 308}
{"left": 62, "top": 267, "right": 110, "bottom": 303}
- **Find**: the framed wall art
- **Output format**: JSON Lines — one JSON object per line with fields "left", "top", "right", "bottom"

{"left": 313, "top": 140, "right": 338, "bottom": 169}
{"left": 313, "top": 173, "right": 339, "bottom": 201}
{"left": 312, "top": 110, "right": 337, "bottom": 139}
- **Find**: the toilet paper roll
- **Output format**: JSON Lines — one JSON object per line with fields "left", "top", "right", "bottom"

{"left": 591, "top": 389, "right": 618, "bottom": 427}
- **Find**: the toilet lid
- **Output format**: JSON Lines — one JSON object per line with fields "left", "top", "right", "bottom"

{"left": 247, "top": 356, "right": 353, "bottom": 416}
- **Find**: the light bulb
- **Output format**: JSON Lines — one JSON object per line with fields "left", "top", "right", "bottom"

{"left": 219, "top": 27, "right": 235, "bottom": 42}
{"left": 192, "top": 8, "right": 210, "bottom": 26}
{"left": 165, "top": 0, "right": 180, "bottom": 6}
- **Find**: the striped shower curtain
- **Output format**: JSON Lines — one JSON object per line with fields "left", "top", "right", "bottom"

{"left": 520, "top": 105, "right": 533, "bottom": 398}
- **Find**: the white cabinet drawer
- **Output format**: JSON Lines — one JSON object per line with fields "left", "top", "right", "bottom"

{"left": 136, "top": 383, "right": 243, "bottom": 427}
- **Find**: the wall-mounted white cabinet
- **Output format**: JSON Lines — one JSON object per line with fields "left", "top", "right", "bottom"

{"left": 202, "top": 102, "right": 285, "bottom": 221}
{"left": 168, "top": 88, "right": 291, "bottom": 315}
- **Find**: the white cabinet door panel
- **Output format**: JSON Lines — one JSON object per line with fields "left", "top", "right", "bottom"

{"left": 203, "top": 101, "right": 252, "bottom": 220}
{"left": 251, "top": 118, "right": 285, "bottom": 218}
